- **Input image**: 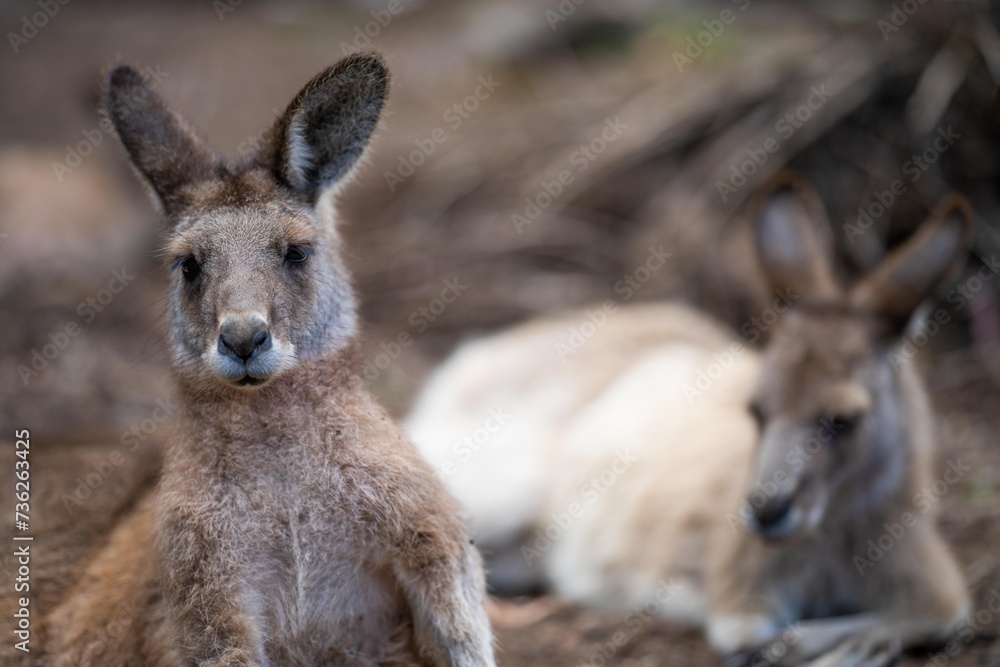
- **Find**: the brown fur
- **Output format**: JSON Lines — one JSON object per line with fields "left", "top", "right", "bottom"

{"left": 43, "top": 54, "right": 495, "bottom": 667}
{"left": 0, "top": 441, "right": 161, "bottom": 667}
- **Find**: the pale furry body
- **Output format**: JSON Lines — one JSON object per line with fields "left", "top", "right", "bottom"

{"left": 409, "top": 182, "right": 972, "bottom": 665}
{"left": 410, "top": 302, "right": 762, "bottom": 621}
{"left": 409, "top": 302, "right": 759, "bottom": 622}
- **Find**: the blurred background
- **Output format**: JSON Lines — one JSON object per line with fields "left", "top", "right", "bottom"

{"left": 1, "top": 0, "right": 999, "bottom": 664}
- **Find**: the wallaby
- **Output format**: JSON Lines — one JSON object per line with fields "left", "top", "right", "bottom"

{"left": 44, "top": 54, "right": 495, "bottom": 667}
{"left": 408, "top": 178, "right": 972, "bottom": 665}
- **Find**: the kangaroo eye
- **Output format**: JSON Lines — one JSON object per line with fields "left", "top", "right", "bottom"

{"left": 180, "top": 257, "right": 201, "bottom": 281}
{"left": 285, "top": 246, "right": 310, "bottom": 264}
{"left": 749, "top": 402, "right": 766, "bottom": 430}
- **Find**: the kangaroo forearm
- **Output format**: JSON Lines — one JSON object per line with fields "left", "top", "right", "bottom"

{"left": 401, "top": 546, "right": 495, "bottom": 667}
{"left": 170, "top": 590, "right": 265, "bottom": 666}
{"left": 160, "top": 544, "right": 265, "bottom": 665}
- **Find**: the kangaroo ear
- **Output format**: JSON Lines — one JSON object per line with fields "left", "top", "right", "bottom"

{"left": 102, "top": 64, "right": 219, "bottom": 214}
{"left": 262, "top": 52, "right": 388, "bottom": 203}
{"left": 753, "top": 176, "right": 840, "bottom": 302}
{"left": 850, "top": 195, "right": 971, "bottom": 328}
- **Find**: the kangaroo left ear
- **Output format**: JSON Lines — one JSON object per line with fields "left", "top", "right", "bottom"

{"left": 850, "top": 195, "right": 972, "bottom": 329}
{"left": 102, "top": 63, "right": 220, "bottom": 215}
{"left": 752, "top": 174, "right": 841, "bottom": 303}
{"left": 260, "top": 52, "right": 389, "bottom": 203}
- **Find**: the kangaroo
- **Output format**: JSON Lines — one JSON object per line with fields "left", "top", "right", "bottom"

{"left": 408, "top": 178, "right": 972, "bottom": 665}
{"left": 44, "top": 54, "right": 495, "bottom": 667}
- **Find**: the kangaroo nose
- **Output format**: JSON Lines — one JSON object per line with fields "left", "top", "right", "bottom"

{"left": 751, "top": 495, "right": 796, "bottom": 539}
{"left": 218, "top": 318, "right": 271, "bottom": 363}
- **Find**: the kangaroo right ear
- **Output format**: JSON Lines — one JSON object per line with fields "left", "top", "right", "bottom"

{"left": 850, "top": 196, "right": 971, "bottom": 328}
{"left": 102, "top": 64, "right": 219, "bottom": 214}
{"left": 753, "top": 176, "right": 840, "bottom": 302}
{"left": 261, "top": 52, "right": 389, "bottom": 203}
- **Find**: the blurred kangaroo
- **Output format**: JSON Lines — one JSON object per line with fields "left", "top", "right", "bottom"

{"left": 45, "top": 54, "right": 495, "bottom": 667}
{"left": 408, "top": 177, "right": 971, "bottom": 666}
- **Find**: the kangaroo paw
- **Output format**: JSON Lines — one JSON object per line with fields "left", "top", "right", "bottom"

{"left": 803, "top": 636, "right": 901, "bottom": 667}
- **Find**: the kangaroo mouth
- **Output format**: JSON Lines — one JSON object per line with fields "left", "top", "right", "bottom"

{"left": 234, "top": 375, "right": 268, "bottom": 387}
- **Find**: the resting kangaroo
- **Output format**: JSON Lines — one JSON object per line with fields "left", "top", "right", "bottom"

{"left": 46, "top": 54, "right": 495, "bottom": 667}
{"left": 408, "top": 178, "right": 971, "bottom": 665}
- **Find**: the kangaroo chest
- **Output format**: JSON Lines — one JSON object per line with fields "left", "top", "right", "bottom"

{"left": 257, "top": 504, "right": 404, "bottom": 646}
{"left": 768, "top": 540, "right": 869, "bottom": 622}
{"left": 211, "top": 449, "right": 410, "bottom": 661}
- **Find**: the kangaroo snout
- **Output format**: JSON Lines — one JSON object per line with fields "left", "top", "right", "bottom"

{"left": 750, "top": 493, "right": 799, "bottom": 540}
{"left": 218, "top": 316, "right": 271, "bottom": 362}
{"left": 211, "top": 313, "right": 281, "bottom": 387}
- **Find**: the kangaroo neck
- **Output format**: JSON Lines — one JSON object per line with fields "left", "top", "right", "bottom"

{"left": 170, "top": 341, "right": 362, "bottom": 441}
{"left": 824, "top": 354, "right": 917, "bottom": 535}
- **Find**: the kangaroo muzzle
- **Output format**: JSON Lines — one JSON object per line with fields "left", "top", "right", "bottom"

{"left": 211, "top": 313, "right": 282, "bottom": 387}
{"left": 218, "top": 316, "right": 271, "bottom": 363}
{"left": 750, "top": 493, "right": 800, "bottom": 540}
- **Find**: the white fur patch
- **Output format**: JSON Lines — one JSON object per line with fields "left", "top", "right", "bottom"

{"left": 285, "top": 114, "right": 313, "bottom": 191}
{"left": 707, "top": 614, "right": 779, "bottom": 653}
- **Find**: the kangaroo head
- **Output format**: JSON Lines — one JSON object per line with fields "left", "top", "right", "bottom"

{"left": 744, "top": 177, "right": 970, "bottom": 540}
{"left": 103, "top": 54, "right": 388, "bottom": 390}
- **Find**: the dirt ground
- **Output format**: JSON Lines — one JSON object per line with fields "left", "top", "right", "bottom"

{"left": 1, "top": 1, "right": 998, "bottom": 665}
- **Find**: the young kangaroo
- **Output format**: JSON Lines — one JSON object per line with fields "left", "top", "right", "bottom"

{"left": 408, "top": 178, "right": 971, "bottom": 665}
{"left": 45, "top": 54, "right": 495, "bottom": 667}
